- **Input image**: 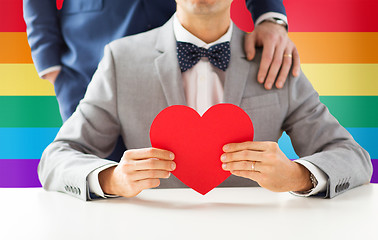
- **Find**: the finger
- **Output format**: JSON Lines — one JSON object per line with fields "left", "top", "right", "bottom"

{"left": 130, "top": 169, "right": 171, "bottom": 181}
{"left": 132, "top": 158, "right": 176, "bottom": 171}
{"left": 223, "top": 141, "right": 273, "bottom": 153}
{"left": 275, "top": 49, "right": 293, "bottom": 89}
{"left": 221, "top": 150, "right": 265, "bottom": 163}
{"left": 135, "top": 178, "right": 161, "bottom": 191}
{"left": 123, "top": 148, "right": 175, "bottom": 161}
{"left": 291, "top": 47, "right": 301, "bottom": 77}
{"left": 257, "top": 41, "right": 275, "bottom": 84}
{"left": 230, "top": 170, "right": 262, "bottom": 182}
{"left": 222, "top": 160, "right": 263, "bottom": 172}
{"left": 244, "top": 32, "right": 256, "bottom": 61}
{"left": 264, "top": 43, "right": 285, "bottom": 90}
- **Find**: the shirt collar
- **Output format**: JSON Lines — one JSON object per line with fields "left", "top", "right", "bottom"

{"left": 173, "top": 13, "right": 233, "bottom": 49}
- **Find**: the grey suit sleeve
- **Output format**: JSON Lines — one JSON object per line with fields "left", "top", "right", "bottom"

{"left": 282, "top": 71, "right": 373, "bottom": 198}
{"left": 39, "top": 45, "right": 121, "bottom": 201}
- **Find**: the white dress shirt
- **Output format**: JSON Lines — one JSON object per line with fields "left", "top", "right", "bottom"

{"left": 174, "top": 15, "right": 232, "bottom": 116}
{"left": 254, "top": 12, "right": 288, "bottom": 27}
{"left": 87, "top": 15, "right": 326, "bottom": 198}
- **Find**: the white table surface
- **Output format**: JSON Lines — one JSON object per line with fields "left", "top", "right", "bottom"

{"left": 1, "top": 184, "right": 377, "bottom": 240}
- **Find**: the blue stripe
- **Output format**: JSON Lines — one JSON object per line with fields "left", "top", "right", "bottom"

{"left": 0, "top": 128, "right": 59, "bottom": 159}
{"left": 278, "top": 132, "right": 299, "bottom": 159}
{"left": 278, "top": 128, "right": 378, "bottom": 159}
{"left": 0, "top": 127, "right": 377, "bottom": 159}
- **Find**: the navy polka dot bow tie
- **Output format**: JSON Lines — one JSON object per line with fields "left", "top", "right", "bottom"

{"left": 176, "top": 41, "right": 231, "bottom": 72}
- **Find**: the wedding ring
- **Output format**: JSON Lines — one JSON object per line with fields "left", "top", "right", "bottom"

{"left": 283, "top": 54, "right": 292, "bottom": 58}
{"left": 251, "top": 161, "right": 256, "bottom": 171}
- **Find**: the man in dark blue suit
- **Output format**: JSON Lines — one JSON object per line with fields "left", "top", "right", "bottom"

{"left": 23, "top": 0, "right": 299, "bottom": 122}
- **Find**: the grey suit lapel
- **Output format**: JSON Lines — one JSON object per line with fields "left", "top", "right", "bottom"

{"left": 154, "top": 18, "right": 187, "bottom": 106}
{"left": 223, "top": 24, "right": 252, "bottom": 106}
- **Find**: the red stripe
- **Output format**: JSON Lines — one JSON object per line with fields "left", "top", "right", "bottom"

{"left": 231, "top": 0, "right": 378, "bottom": 32}
{"left": 3, "top": 0, "right": 378, "bottom": 33}
{"left": 0, "top": 0, "right": 64, "bottom": 32}
{"left": 284, "top": 0, "right": 378, "bottom": 32}
{"left": 231, "top": 0, "right": 254, "bottom": 33}
{"left": 0, "top": 0, "right": 26, "bottom": 32}
{"left": 57, "top": 0, "right": 63, "bottom": 10}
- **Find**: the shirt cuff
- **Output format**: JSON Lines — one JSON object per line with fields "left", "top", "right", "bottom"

{"left": 39, "top": 65, "right": 62, "bottom": 79}
{"left": 87, "top": 163, "right": 119, "bottom": 198}
{"left": 290, "top": 160, "right": 328, "bottom": 197}
{"left": 254, "top": 12, "right": 288, "bottom": 27}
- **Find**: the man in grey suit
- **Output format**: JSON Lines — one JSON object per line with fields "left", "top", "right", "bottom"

{"left": 39, "top": 0, "right": 372, "bottom": 201}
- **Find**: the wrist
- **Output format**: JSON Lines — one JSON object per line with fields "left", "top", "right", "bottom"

{"left": 98, "top": 166, "right": 117, "bottom": 195}
{"left": 42, "top": 70, "right": 60, "bottom": 84}
{"left": 260, "top": 17, "right": 288, "bottom": 31}
{"left": 292, "top": 162, "right": 313, "bottom": 192}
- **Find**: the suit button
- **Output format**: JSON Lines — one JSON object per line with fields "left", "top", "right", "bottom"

{"left": 77, "top": 188, "right": 81, "bottom": 195}
{"left": 346, "top": 182, "right": 350, "bottom": 189}
{"left": 65, "top": 186, "right": 68, "bottom": 191}
{"left": 73, "top": 187, "right": 77, "bottom": 194}
{"left": 335, "top": 185, "right": 339, "bottom": 193}
{"left": 70, "top": 186, "right": 74, "bottom": 193}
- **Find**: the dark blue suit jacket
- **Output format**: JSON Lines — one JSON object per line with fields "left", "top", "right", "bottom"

{"left": 23, "top": 0, "right": 286, "bottom": 121}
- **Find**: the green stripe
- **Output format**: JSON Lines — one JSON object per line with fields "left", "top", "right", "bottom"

{"left": 0, "top": 96, "right": 62, "bottom": 127}
{"left": 320, "top": 96, "right": 378, "bottom": 128}
{"left": 0, "top": 96, "right": 376, "bottom": 128}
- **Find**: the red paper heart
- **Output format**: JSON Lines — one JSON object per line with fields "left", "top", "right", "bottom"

{"left": 150, "top": 104, "right": 254, "bottom": 195}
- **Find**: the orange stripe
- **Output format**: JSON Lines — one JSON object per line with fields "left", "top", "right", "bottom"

{"left": 289, "top": 32, "right": 378, "bottom": 63}
{"left": 1, "top": 32, "right": 378, "bottom": 64}
{"left": 0, "top": 32, "right": 33, "bottom": 64}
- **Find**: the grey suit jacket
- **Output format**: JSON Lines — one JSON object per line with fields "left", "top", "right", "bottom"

{"left": 39, "top": 18, "right": 372, "bottom": 201}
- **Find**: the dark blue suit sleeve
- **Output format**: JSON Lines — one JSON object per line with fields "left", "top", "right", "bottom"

{"left": 245, "top": 0, "right": 287, "bottom": 23}
{"left": 23, "top": 0, "right": 63, "bottom": 73}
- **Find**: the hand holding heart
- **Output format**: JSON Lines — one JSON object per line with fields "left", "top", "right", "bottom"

{"left": 99, "top": 104, "right": 312, "bottom": 198}
{"left": 99, "top": 148, "right": 175, "bottom": 198}
{"left": 99, "top": 141, "right": 313, "bottom": 198}
{"left": 221, "top": 141, "right": 313, "bottom": 192}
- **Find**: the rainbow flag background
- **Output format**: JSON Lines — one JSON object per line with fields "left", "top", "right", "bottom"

{"left": 0, "top": 0, "right": 377, "bottom": 187}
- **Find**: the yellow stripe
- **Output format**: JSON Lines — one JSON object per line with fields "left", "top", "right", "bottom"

{"left": 303, "top": 64, "right": 378, "bottom": 96}
{"left": 1, "top": 64, "right": 377, "bottom": 96}
{"left": 0, "top": 64, "right": 55, "bottom": 96}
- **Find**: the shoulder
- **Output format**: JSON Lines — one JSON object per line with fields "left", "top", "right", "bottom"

{"left": 107, "top": 27, "right": 162, "bottom": 61}
{"left": 111, "top": 27, "right": 160, "bottom": 48}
